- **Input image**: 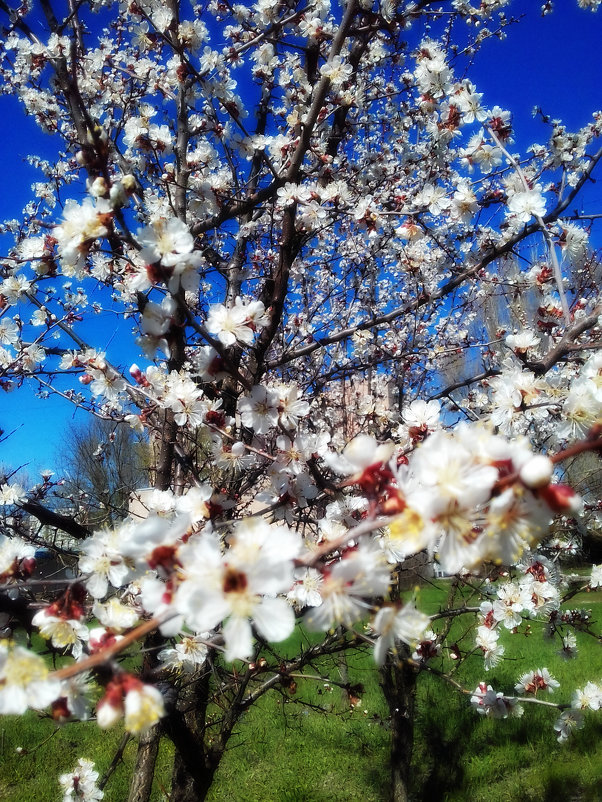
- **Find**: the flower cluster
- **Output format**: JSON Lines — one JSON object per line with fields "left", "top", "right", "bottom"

{"left": 470, "top": 683, "right": 523, "bottom": 719}
{"left": 96, "top": 674, "right": 165, "bottom": 735}
{"left": 337, "top": 427, "right": 578, "bottom": 574}
{"left": 59, "top": 758, "right": 103, "bottom": 802}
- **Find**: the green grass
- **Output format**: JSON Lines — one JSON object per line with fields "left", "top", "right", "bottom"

{"left": 409, "top": 580, "right": 602, "bottom": 802}
{"left": 206, "top": 581, "right": 602, "bottom": 802}
{"left": 0, "top": 715, "right": 174, "bottom": 802}
{"left": 0, "top": 582, "right": 600, "bottom": 801}
{"left": 206, "top": 644, "right": 391, "bottom": 802}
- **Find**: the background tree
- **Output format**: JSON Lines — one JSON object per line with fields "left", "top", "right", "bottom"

{"left": 57, "top": 417, "right": 150, "bottom": 527}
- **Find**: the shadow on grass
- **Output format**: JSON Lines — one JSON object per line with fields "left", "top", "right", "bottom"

{"left": 411, "top": 691, "right": 468, "bottom": 801}
{"left": 410, "top": 682, "right": 602, "bottom": 802}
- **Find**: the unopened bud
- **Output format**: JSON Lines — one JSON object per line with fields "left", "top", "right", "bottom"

{"left": 129, "top": 363, "right": 150, "bottom": 387}
{"left": 519, "top": 455, "right": 553, "bottom": 489}
{"left": 19, "top": 557, "right": 36, "bottom": 578}
{"left": 539, "top": 484, "right": 582, "bottom": 514}
{"left": 109, "top": 182, "right": 128, "bottom": 208}
{"left": 88, "top": 176, "right": 108, "bottom": 198}
{"left": 121, "top": 174, "right": 137, "bottom": 193}
{"left": 96, "top": 698, "right": 123, "bottom": 729}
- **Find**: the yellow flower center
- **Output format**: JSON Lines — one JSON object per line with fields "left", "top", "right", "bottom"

{"left": 3, "top": 647, "right": 48, "bottom": 688}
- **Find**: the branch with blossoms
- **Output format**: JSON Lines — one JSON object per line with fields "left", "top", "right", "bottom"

{"left": 488, "top": 125, "right": 571, "bottom": 324}
{"left": 266, "top": 139, "right": 602, "bottom": 373}
{"left": 2, "top": 424, "right": 597, "bottom": 723}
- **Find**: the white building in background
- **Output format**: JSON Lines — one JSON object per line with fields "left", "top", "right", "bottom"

{"left": 128, "top": 487, "right": 156, "bottom": 520}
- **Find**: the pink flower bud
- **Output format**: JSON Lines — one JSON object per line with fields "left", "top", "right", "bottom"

{"left": 539, "top": 484, "right": 582, "bottom": 514}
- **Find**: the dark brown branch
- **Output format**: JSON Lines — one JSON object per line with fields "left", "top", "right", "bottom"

{"left": 99, "top": 732, "right": 132, "bottom": 791}
{"left": 429, "top": 368, "right": 502, "bottom": 400}
{"left": 526, "top": 308, "right": 602, "bottom": 375}
{"left": 21, "top": 501, "right": 92, "bottom": 540}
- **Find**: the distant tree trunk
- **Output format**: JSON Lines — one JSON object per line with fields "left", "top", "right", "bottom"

{"left": 57, "top": 416, "right": 149, "bottom": 528}
{"left": 380, "top": 652, "right": 418, "bottom": 802}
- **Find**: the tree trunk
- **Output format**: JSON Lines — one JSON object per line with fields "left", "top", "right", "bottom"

{"left": 127, "top": 725, "right": 161, "bottom": 802}
{"left": 380, "top": 653, "right": 417, "bottom": 802}
{"left": 170, "top": 748, "right": 218, "bottom": 802}
{"left": 164, "top": 670, "right": 222, "bottom": 802}
{"left": 154, "top": 410, "right": 177, "bottom": 491}
{"left": 127, "top": 628, "right": 166, "bottom": 802}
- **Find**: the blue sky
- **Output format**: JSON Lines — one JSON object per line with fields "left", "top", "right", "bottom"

{"left": 1, "top": 1, "right": 601, "bottom": 476}
{"left": 472, "top": 2, "right": 602, "bottom": 166}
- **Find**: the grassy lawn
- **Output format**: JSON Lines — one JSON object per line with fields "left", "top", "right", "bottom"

{"left": 410, "top": 579, "right": 602, "bottom": 802}
{"left": 0, "top": 715, "right": 173, "bottom": 802}
{"left": 206, "top": 642, "right": 391, "bottom": 802}
{"left": 0, "top": 580, "right": 600, "bottom": 801}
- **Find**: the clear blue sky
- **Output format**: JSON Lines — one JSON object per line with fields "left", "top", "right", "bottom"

{"left": 1, "top": 1, "right": 601, "bottom": 476}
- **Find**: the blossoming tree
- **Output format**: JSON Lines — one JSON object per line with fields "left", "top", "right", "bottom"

{"left": 1, "top": 0, "right": 602, "bottom": 800}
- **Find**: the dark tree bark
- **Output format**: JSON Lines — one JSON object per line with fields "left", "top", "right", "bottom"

{"left": 127, "top": 630, "right": 165, "bottom": 802}
{"left": 164, "top": 671, "right": 222, "bottom": 802}
{"left": 21, "top": 501, "right": 92, "bottom": 539}
{"left": 380, "top": 652, "right": 418, "bottom": 802}
{"left": 127, "top": 725, "right": 161, "bottom": 802}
